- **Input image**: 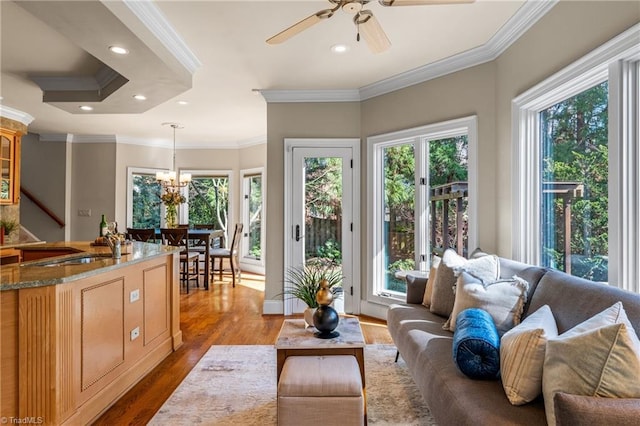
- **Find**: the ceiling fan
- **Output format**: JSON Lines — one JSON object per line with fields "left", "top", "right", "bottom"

{"left": 266, "top": 0, "right": 475, "bottom": 54}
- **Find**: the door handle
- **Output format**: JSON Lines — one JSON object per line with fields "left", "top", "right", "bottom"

{"left": 295, "top": 225, "right": 300, "bottom": 242}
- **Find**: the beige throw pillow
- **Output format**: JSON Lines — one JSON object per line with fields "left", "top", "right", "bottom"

{"left": 500, "top": 305, "right": 558, "bottom": 405}
{"left": 429, "top": 249, "right": 499, "bottom": 317}
{"left": 542, "top": 302, "right": 640, "bottom": 426}
{"left": 443, "top": 272, "right": 528, "bottom": 335}
{"left": 422, "top": 255, "right": 441, "bottom": 308}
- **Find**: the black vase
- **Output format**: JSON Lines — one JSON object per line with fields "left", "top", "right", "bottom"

{"left": 313, "top": 305, "right": 340, "bottom": 339}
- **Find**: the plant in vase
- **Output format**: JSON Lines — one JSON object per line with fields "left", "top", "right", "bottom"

{"left": 0, "top": 218, "right": 18, "bottom": 237}
{"left": 281, "top": 262, "right": 343, "bottom": 328}
{"left": 160, "top": 190, "right": 185, "bottom": 228}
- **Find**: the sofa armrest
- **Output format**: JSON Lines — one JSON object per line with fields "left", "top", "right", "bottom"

{"left": 406, "top": 274, "right": 428, "bottom": 304}
{"left": 554, "top": 392, "right": 640, "bottom": 426}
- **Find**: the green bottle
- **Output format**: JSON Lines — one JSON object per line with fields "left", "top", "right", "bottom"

{"left": 100, "top": 214, "right": 108, "bottom": 237}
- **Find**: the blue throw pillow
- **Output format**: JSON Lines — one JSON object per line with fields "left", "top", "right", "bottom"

{"left": 452, "top": 308, "right": 501, "bottom": 380}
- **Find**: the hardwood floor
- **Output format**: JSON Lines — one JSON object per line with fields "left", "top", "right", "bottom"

{"left": 93, "top": 272, "right": 392, "bottom": 425}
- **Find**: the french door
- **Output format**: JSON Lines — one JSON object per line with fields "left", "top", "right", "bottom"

{"left": 284, "top": 139, "right": 360, "bottom": 315}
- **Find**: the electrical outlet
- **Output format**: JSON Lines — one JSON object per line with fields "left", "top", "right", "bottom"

{"left": 130, "top": 289, "right": 140, "bottom": 303}
{"left": 78, "top": 209, "right": 92, "bottom": 217}
{"left": 130, "top": 327, "right": 140, "bottom": 341}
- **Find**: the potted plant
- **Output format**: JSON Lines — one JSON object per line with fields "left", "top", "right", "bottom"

{"left": 282, "top": 262, "right": 343, "bottom": 327}
{"left": 0, "top": 218, "right": 18, "bottom": 237}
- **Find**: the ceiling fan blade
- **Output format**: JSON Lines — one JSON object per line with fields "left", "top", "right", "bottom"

{"left": 355, "top": 11, "right": 391, "bottom": 54}
{"left": 266, "top": 8, "right": 334, "bottom": 45}
{"left": 379, "top": 0, "right": 475, "bottom": 6}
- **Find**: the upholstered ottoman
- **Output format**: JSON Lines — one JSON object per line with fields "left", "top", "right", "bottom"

{"left": 277, "top": 355, "right": 364, "bottom": 426}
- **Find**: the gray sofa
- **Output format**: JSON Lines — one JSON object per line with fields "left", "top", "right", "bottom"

{"left": 387, "top": 257, "right": 640, "bottom": 426}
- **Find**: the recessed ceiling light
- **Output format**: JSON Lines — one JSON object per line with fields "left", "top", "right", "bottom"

{"left": 79, "top": 105, "right": 93, "bottom": 111}
{"left": 109, "top": 46, "right": 129, "bottom": 55}
{"left": 331, "top": 44, "right": 349, "bottom": 53}
{"left": 177, "top": 100, "right": 189, "bottom": 105}
{"left": 133, "top": 94, "right": 147, "bottom": 101}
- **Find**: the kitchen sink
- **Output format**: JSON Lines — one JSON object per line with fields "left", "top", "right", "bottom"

{"left": 23, "top": 253, "right": 113, "bottom": 267}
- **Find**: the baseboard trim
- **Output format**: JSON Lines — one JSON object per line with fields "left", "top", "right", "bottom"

{"left": 359, "top": 300, "right": 388, "bottom": 321}
{"left": 262, "top": 299, "right": 283, "bottom": 315}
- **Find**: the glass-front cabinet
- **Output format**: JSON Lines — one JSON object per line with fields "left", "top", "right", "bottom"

{"left": 0, "top": 128, "right": 20, "bottom": 204}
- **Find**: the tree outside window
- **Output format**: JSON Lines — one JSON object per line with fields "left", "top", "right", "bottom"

{"left": 540, "top": 81, "right": 608, "bottom": 281}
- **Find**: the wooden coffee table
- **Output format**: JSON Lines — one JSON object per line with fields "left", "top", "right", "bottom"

{"left": 275, "top": 316, "right": 366, "bottom": 386}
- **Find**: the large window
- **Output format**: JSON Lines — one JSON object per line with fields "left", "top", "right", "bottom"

{"left": 241, "top": 168, "right": 265, "bottom": 272}
{"left": 127, "top": 167, "right": 162, "bottom": 229}
{"left": 540, "top": 81, "right": 609, "bottom": 281}
{"left": 181, "top": 170, "right": 232, "bottom": 240}
{"left": 368, "top": 116, "right": 477, "bottom": 303}
{"left": 513, "top": 25, "right": 639, "bottom": 292}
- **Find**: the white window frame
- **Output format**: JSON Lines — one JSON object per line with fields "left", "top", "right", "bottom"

{"left": 367, "top": 116, "right": 478, "bottom": 306}
{"left": 512, "top": 24, "right": 640, "bottom": 292}
{"left": 240, "top": 167, "right": 266, "bottom": 274}
{"left": 126, "top": 166, "right": 165, "bottom": 228}
{"left": 180, "top": 169, "right": 234, "bottom": 241}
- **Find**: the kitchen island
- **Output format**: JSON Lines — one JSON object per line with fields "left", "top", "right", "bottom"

{"left": 0, "top": 241, "right": 182, "bottom": 425}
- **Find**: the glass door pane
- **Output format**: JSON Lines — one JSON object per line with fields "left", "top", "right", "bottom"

{"left": 428, "top": 135, "right": 469, "bottom": 256}
{"left": 382, "top": 144, "right": 415, "bottom": 293}
{"left": 304, "top": 157, "right": 343, "bottom": 268}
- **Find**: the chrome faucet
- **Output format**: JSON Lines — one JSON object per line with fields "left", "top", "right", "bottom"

{"left": 105, "top": 235, "right": 122, "bottom": 259}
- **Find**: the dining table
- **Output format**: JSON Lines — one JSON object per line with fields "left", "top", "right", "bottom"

{"left": 156, "top": 228, "right": 224, "bottom": 290}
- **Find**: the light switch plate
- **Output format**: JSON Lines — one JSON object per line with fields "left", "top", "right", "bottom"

{"left": 78, "top": 209, "right": 92, "bottom": 217}
{"left": 130, "top": 289, "right": 140, "bottom": 303}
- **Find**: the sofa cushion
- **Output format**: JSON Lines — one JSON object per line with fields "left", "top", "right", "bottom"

{"left": 527, "top": 270, "right": 640, "bottom": 333}
{"left": 430, "top": 249, "right": 499, "bottom": 317}
{"left": 444, "top": 272, "right": 528, "bottom": 335}
{"left": 452, "top": 308, "right": 501, "bottom": 380}
{"left": 500, "top": 305, "right": 558, "bottom": 405}
{"left": 543, "top": 302, "right": 640, "bottom": 426}
{"left": 422, "top": 255, "right": 441, "bottom": 308}
{"left": 554, "top": 392, "right": 640, "bottom": 426}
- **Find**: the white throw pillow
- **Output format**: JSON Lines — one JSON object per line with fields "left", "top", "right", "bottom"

{"left": 500, "top": 305, "right": 558, "bottom": 405}
{"left": 422, "top": 255, "right": 441, "bottom": 308}
{"left": 443, "top": 272, "right": 528, "bottom": 335}
{"left": 429, "top": 249, "right": 499, "bottom": 317}
{"left": 542, "top": 302, "right": 640, "bottom": 426}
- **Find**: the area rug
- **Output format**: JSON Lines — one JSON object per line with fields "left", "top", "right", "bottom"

{"left": 149, "top": 344, "right": 436, "bottom": 425}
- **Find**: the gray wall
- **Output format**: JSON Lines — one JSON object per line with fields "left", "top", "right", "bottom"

{"left": 71, "top": 142, "right": 117, "bottom": 240}
{"left": 20, "top": 133, "right": 66, "bottom": 242}
{"left": 263, "top": 1, "right": 640, "bottom": 314}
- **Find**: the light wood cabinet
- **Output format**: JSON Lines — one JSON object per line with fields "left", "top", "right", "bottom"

{"left": 0, "top": 251, "right": 182, "bottom": 425}
{"left": 0, "top": 128, "right": 21, "bottom": 205}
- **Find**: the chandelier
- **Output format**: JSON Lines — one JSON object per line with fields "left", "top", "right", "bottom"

{"left": 156, "top": 122, "right": 191, "bottom": 189}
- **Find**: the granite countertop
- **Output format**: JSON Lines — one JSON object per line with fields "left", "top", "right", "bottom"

{"left": 0, "top": 241, "right": 180, "bottom": 291}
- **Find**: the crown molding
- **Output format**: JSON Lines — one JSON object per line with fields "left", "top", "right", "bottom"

{"left": 259, "top": 89, "right": 361, "bottom": 103}
{"left": 38, "top": 133, "right": 69, "bottom": 143}
{"left": 261, "top": 0, "right": 558, "bottom": 103}
{"left": 123, "top": 0, "right": 201, "bottom": 74}
{"left": 0, "top": 105, "right": 35, "bottom": 125}
{"left": 360, "top": 0, "right": 559, "bottom": 99}
{"left": 70, "top": 135, "right": 118, "bottom": 144}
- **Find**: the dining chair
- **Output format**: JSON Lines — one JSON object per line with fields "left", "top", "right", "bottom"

{"left": 160, "top": 227, "right": 200, "bottom": 293}
{"left": 210, "top": 223, "right": 243, "bottom": 287}
{"left": 126, "top": 227, "right": 156, "bottom": 243}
